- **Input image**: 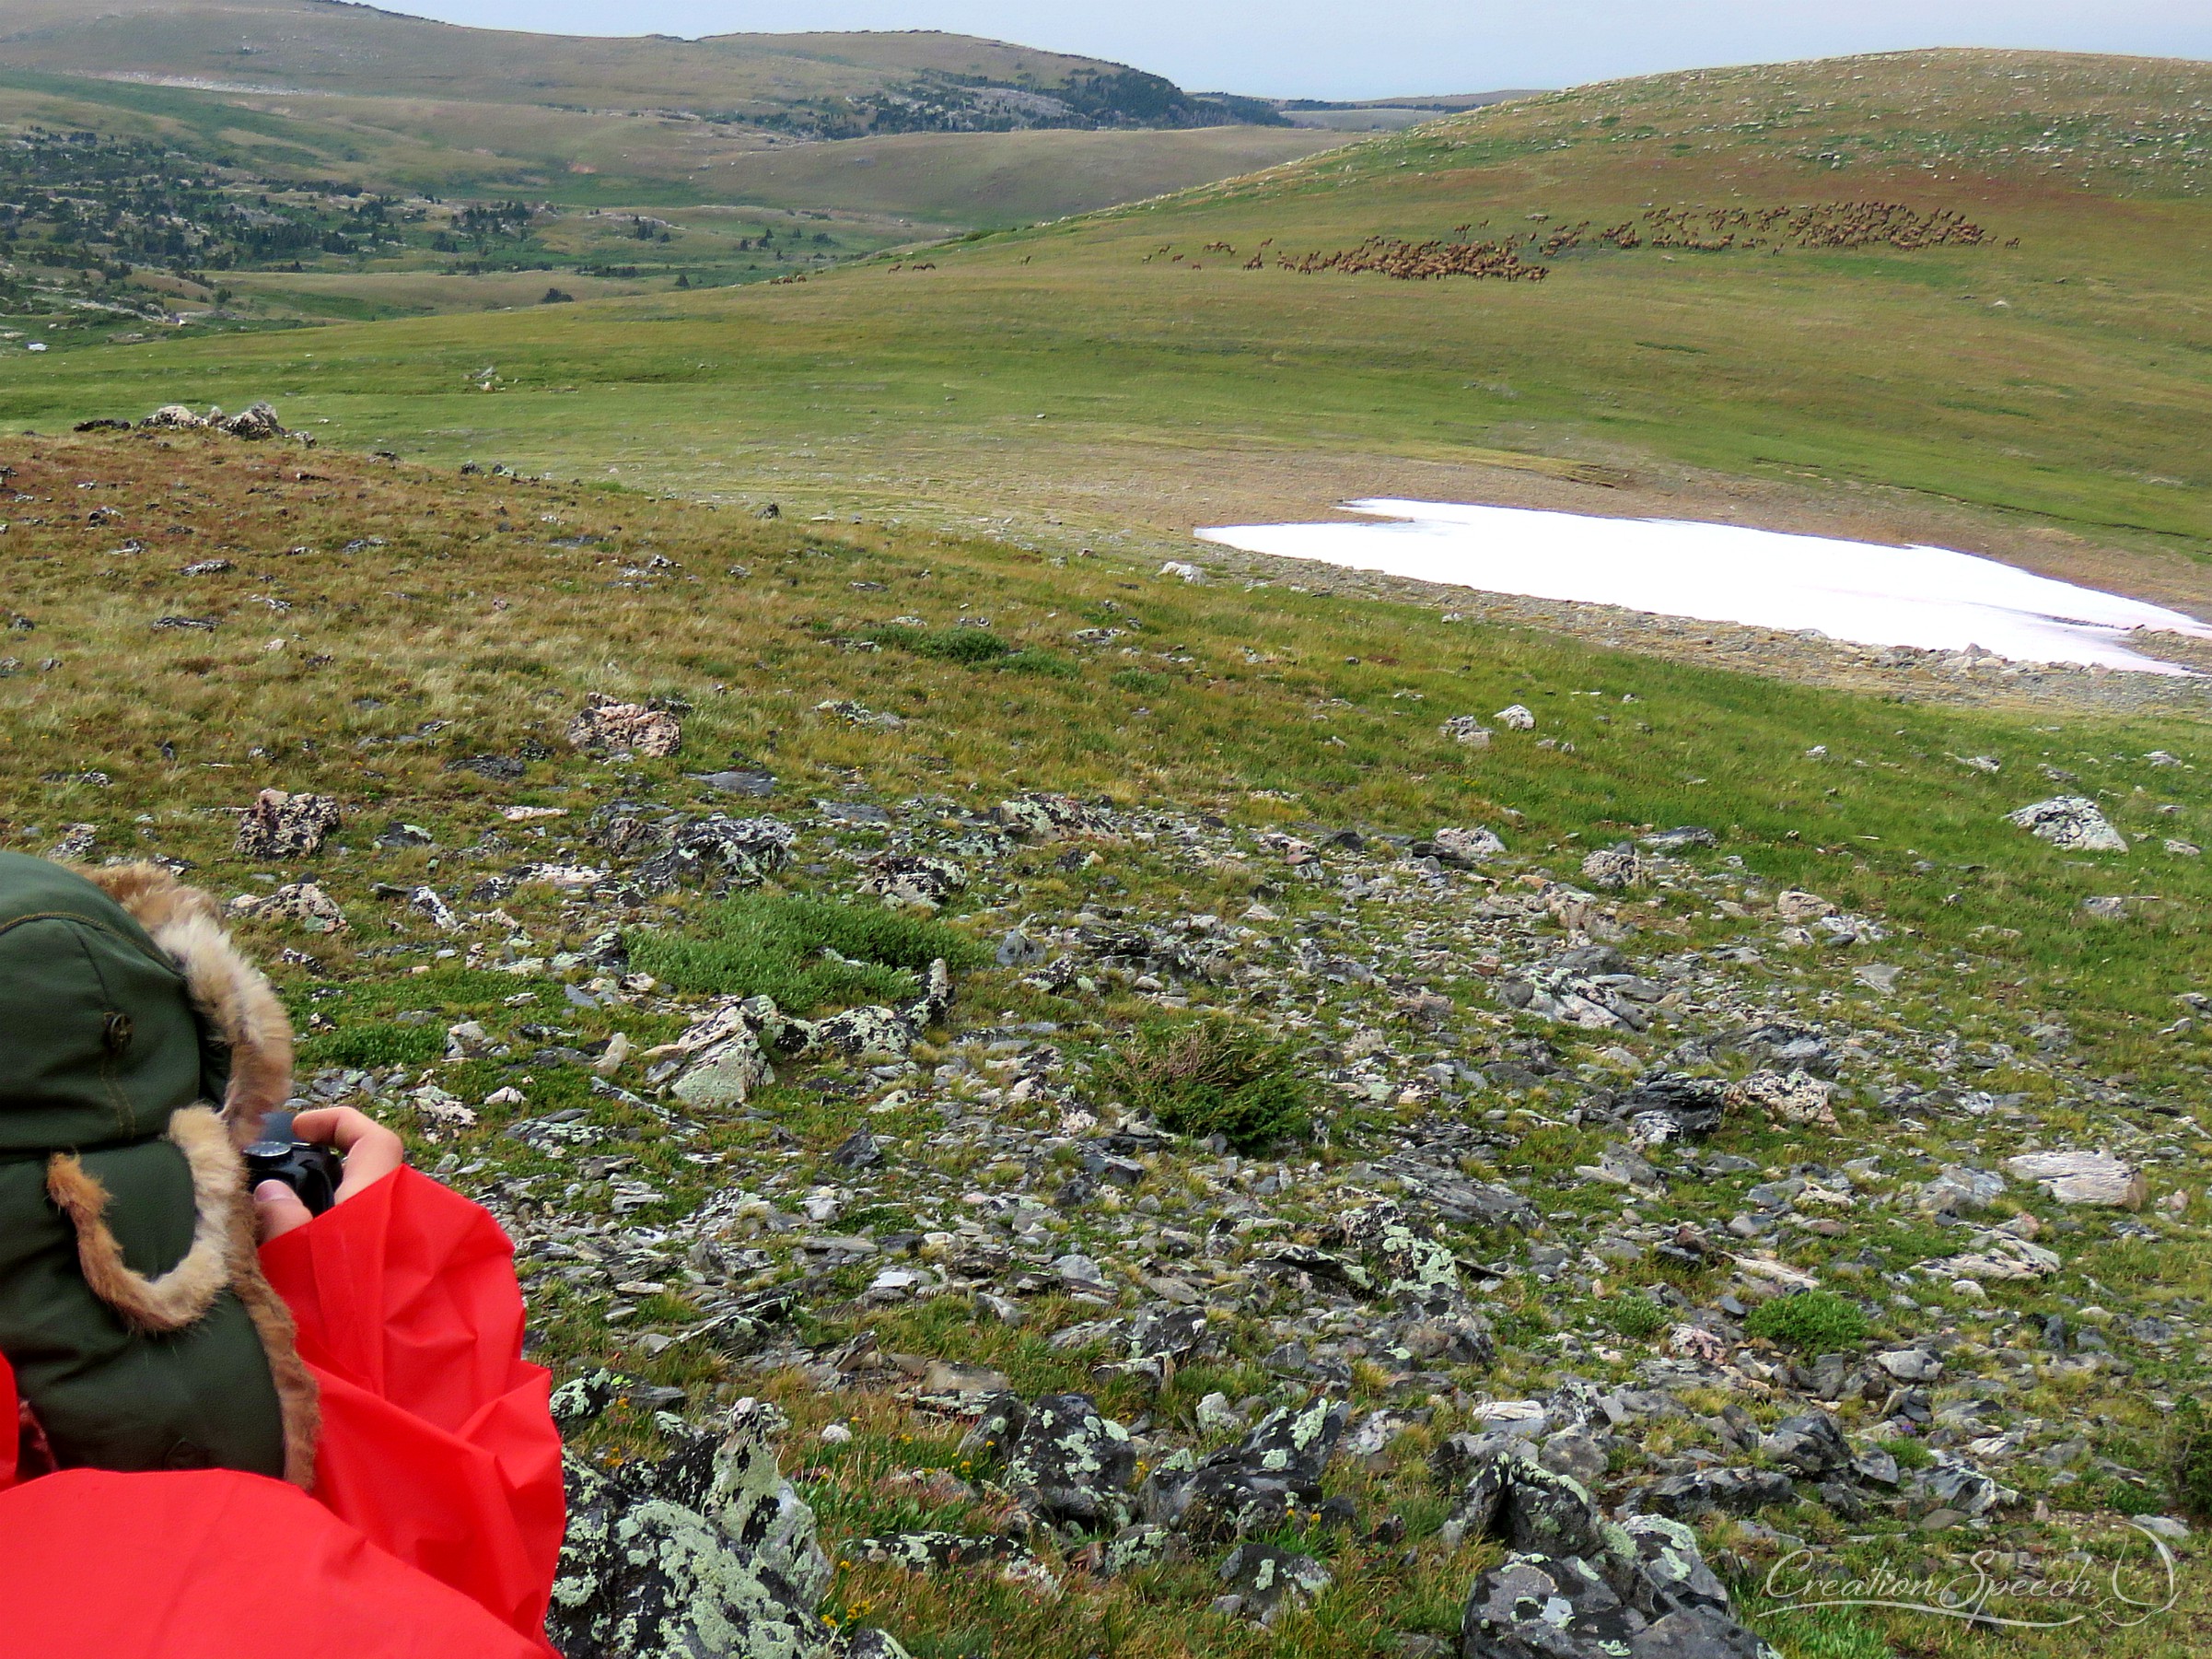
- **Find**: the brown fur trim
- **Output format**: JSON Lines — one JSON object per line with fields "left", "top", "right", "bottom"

{"left": 45, "top": 1106, "right": 237, "bottom": 1333}
{"left": 82, "top": 862, "right": 296, "bottom": 1146}
{"left": 222, "top": 1186, "right": 320, "bottom": 1489}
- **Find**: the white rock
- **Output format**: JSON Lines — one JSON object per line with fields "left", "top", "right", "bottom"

{"left": 1774, "top": 889, "right": 1835, "bottom": 921}
{"left": 2002, "top": 1151, "right": 2147, "bottom": 1209}
{"left": 1494, "top": 704, "right": 1536, "bottom": 730}
{"left": 1876, "top": 1348, "right": 1943, "bottom": 1383}
{"left": 593, "top": 1031, "right": 633, "bottom": 1075}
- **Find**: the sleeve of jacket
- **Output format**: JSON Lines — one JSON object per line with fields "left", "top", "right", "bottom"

{"left": 258, "top": 1163, "right": 565, "bottom": 1653}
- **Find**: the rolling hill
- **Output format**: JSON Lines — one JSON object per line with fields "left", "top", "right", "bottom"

{"left": 0, "top": 0, "right": 1282, "bottom": 134}
{"left": 10, "top": 48, "right": 2204, "bottom": 612}
{"left": 0, "top": 6, "right": 1349, "bottom": 329}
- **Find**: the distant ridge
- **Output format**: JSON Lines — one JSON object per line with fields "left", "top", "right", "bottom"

{"left": 0, "top": 0, "right": 1287, "bottom": 135}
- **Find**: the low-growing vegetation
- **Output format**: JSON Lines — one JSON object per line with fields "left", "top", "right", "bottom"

{"left": 629, "top": 894, "right": 984, "bottom": 1009}
{"left": 1097, "top": 1020, "right": 1312, "bottom": 1148}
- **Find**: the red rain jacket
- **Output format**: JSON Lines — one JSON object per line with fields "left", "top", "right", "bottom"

{"left": 0, "top": 1167, "right": 565, "bottom": 1658}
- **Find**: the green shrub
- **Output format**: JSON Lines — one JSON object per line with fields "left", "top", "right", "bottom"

{"left": 1877, "top": 1436, "right": 1934, "bottom": 1472}
{"left": 1744, "top": 1290, "right": 1870, "bottom": 1354}
{"left": 1602, "top": 1295, "right": 1669, "bottom": 1341}
{"left": 2097, "top": 1478, "right": 2169, "bottom": 1517}
{"left": 999, "top": 648, "right": 1079, "bottom": 679}
{"left": 1099, "top": 1021, "right": 1311, "bottom": 1149}
{"left": 296, "top": 1022, "right": 444, "bottom": 1069}
{"left": 627, "top": 894, "right": 985, "bottom": 1011}
{"left": 872, "top": 625, "right": 1015, "bottom": 664}
{"left": 2167, "top": 1395, "right": 2212, "bottom": 1521}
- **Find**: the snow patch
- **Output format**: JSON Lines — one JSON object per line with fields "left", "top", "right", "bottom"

{"left": 1195, "top": 499, "right": 2211, "bottom": 674}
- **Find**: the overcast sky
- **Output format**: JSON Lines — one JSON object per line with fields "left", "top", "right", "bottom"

{"left": 392, "top": 0, "right": 2212, "bottom": 100}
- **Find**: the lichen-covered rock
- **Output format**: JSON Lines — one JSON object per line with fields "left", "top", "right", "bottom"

{"left": 1096, "top": 1524, "right": 1176, "bottom": 1577}
{"left": 1329, "top": 1199, "right": 1495, "bottom": 1364}
{"left": 995, "top": 792, "right": 1112, "bottom": 838}
{"left": 235, "top": 789, "right": 341, "bottom": 859}
{"left": 1451, "top": 1455, "right": 1778, "bottom": 1659}
{"left": 2006, "top": 795, "right": 2127, "bottom": 853}
{"left": 1627, "top": 1466, "right": 1795, "bottom": 1521}
{"left": 215, "top": 401, "right": 286, "bottom": 439}
{"left": 1429, "top": 825, "right": 1508, "bottom": 864}
{"left": 1910, "top": 1452, "right": 2015, "bottom": 1518}
{"left": 1140, "top": 1396, "right": 1349, "bottom": 1539}
{"left": 548, "top": 1403, "right": 875, "bottom": 1659}
{"left": 1496, "top": 945, "right": 1659, "bottom": 1033}
{"left": 674, "top": 1030, "right": 776, "bottom": 1109}
{"left": 1126, "top": 1303, "right": 1213, "bottom": 1366}
{"left": 1579, "top": 846, "right": 1647, "bottom": 891}
{"left": 140, "top": 403, "right": 209, "bottom": 430}
{"left": 1436, "top": 1441, "right": 1616, "bottom": 1559}
{"left": 1439, "top": 716, "right": 1493, "bottom": 746}
{"left": 1758, "top": 1411, "right": 1852, "bottom": 1480}
{"left": 570, "top": 694, "right": 683, "bottom": 758}
{"left": 666, "top": 996, "right": 783, "bottom": 1107}
{"left": 1217, "top": 1542, "right": 1331, "bottom": 1625}
{"left": 856, "top": 854, "right": 966, "bottom": 907}
{"left": 1725, "top": 1069, "right": 1836, "bottom": 1127}
{"left": 1613, "top": 1073, "right": 1727, "bottom": 1146}
{"left": 961, "top": 1392, "right": 1136, "bottom": 1532}
{"left": 632, "top": 815, "right": 797, "bottom": 893}
{"left": 1460, "top": 1547, "right": 1776, "bottom": 1659}
{"left": 227, "top": 881, "right": 346, "bottom": 932}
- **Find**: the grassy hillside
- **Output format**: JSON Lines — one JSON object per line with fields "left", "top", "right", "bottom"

{"left": 9, "top": 50, "right": 2205, "bottom": 607}
{"left": 5, "top": 425, "right": 2211, "bottom": 1658}
{"left": 0, "top": 0, "right": 1278, "bottom": 133}
{"left": 668, "top": 127, "right": 1344, "bottom": 224}
{"left": 0, "top": 61, "right": 1341, "bottom": 339}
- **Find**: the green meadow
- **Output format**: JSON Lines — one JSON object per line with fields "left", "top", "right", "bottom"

{"left": 5, "top": 51, "right": 2206, "bottom": 586}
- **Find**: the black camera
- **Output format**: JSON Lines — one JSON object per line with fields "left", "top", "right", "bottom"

{"left": 242, "top": 1109, "right": 343, "bottom": 1216}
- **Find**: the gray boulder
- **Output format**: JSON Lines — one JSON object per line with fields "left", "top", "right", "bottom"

{"left": 1141, "top": 1396, "right": 1350, "bottom": 1539}
{"left": 1613, "top": 1073, "right": 1728, "bottom": 1146}
{"left": 1449, "top": 1450, "right": 1778, "bottom": 1659}
{"left": 1759, "top": 1411, "right": 1852, "bottom": 1481}
{"left": 960, "top": 1392, "right": 1136, "bottom": 1532}
{"left": 2006, "top": 796, "right": 2126, "bottom": 852}
{"left": 1629, "top": 1467, "right": 1795, "bottom": 1521}
{"left": 235, "top": 789, "right": 342, "bottom": 859}
{"left": 1217, "top": 1542, "right": 1331, "bottom": 1626}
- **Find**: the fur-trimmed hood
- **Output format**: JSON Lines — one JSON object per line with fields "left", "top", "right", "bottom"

{"left": 80, "top": 862, "right": 296, "bottom": 1149}
{"left": 0, "top": 853, "right": 317, "bottom": 1488}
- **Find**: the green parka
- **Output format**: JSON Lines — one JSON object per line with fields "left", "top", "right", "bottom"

{"left": 0, "top": 852, "right": 316, "bottom": 1483}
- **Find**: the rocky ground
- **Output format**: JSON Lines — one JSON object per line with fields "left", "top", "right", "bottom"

{"left": 267, "top": 774, "right": 2205, "bottom": 1659}
{"left": 6, "top": 419, "right": 2209, "bottom": 1658}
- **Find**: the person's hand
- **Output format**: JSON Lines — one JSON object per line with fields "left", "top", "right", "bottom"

{"left": 252, "top": 1105, "right": 407, "bottom": 1243}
